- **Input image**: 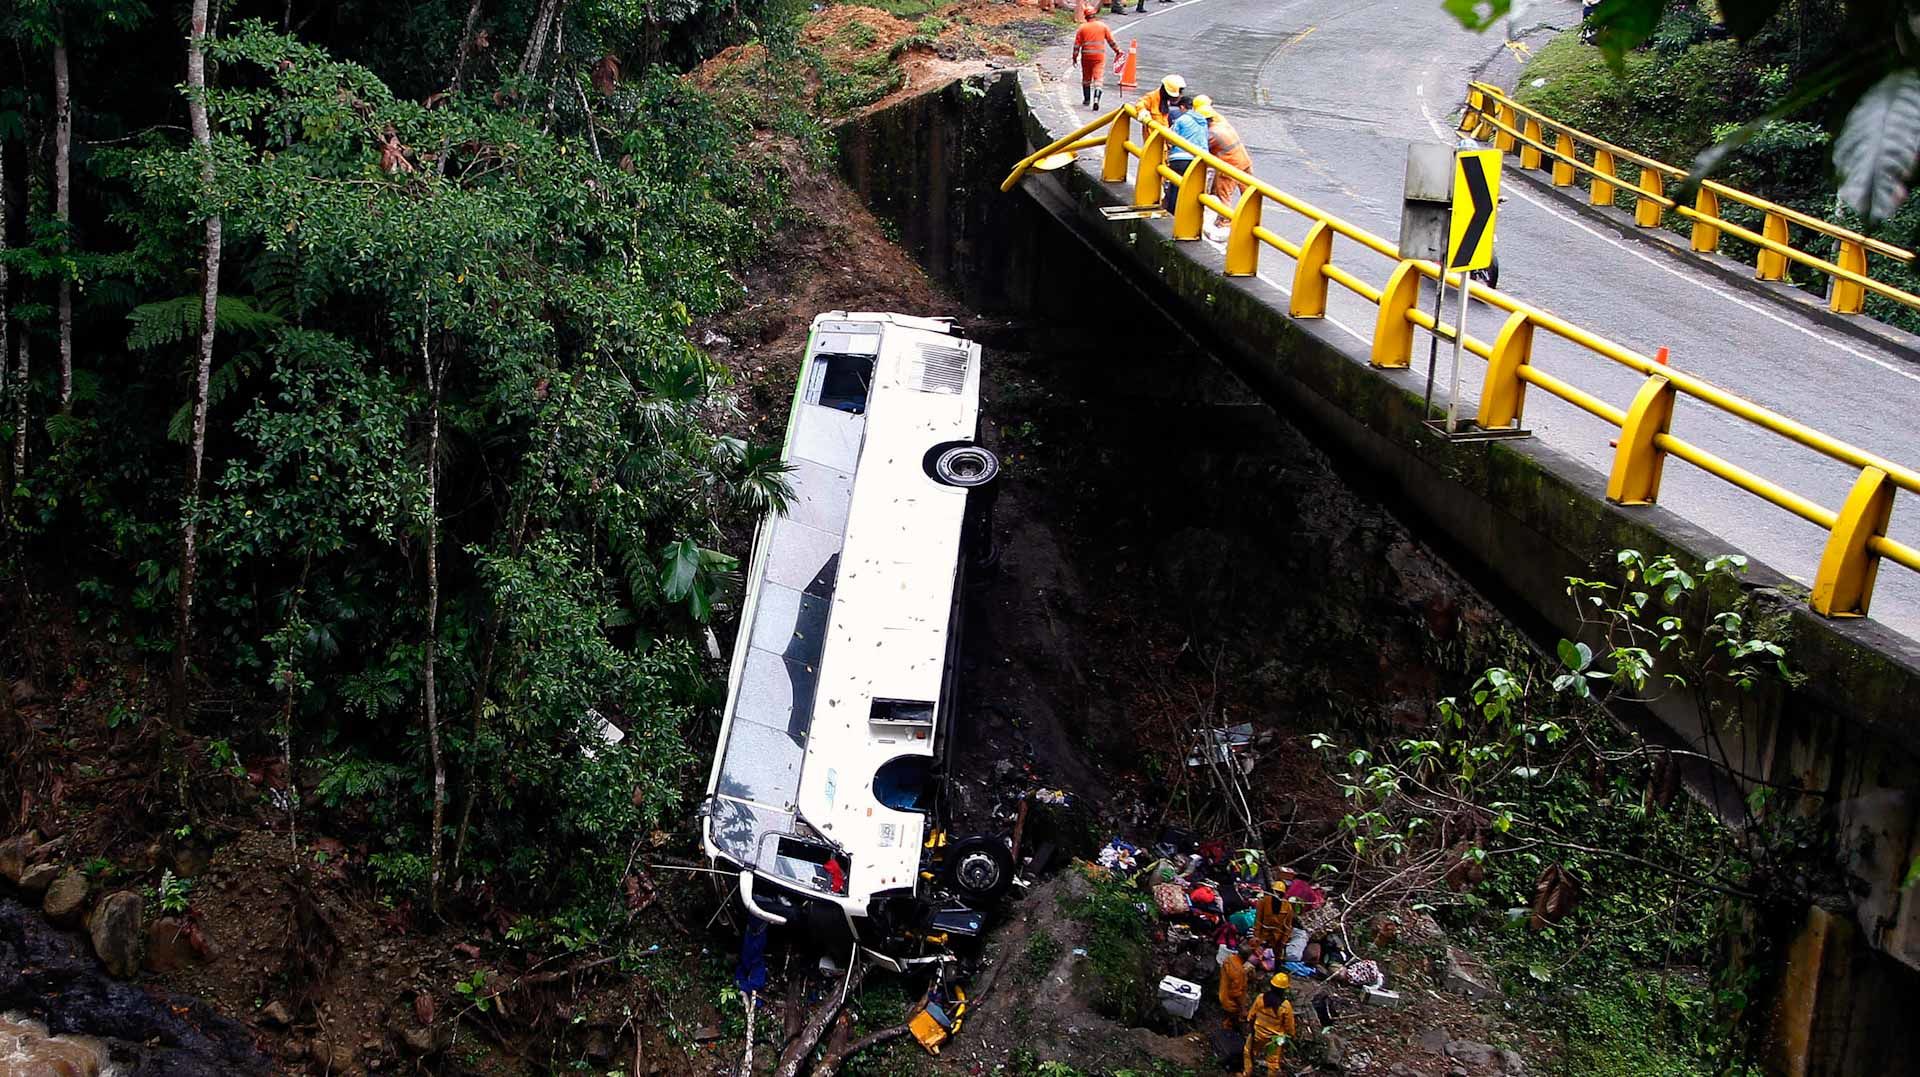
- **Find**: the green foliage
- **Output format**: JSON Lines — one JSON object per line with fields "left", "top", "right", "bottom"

{"left": 1060, "top": 868, "right": 1150, "bottom": 1024}
{"left": 156, "top": 868, "right": 193, "bottom": 914}
{"left": 1023, "top": 929, "right": 1063, "bottom": 975}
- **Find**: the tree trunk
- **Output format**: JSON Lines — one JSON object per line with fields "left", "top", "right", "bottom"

{"left": 171, "top": 0, "right": 222, "bottom": 728}
{"left": 1, "top": 135, "right": 12, "bottom": 498}
{"left": 773, "top": 963, "right": 868, "bottom": 1077}
{"left": 421, "top": 311, "right": 447, "bottom": 915}
{"left": 519, "top": 0, "right": 561, "bottom": 79}
{"left": 52, "top": 40, "right": 72, "bottom": 415}
{"left": 449, "top": 0, "right": 486, "bottom": 94}
{"left": 9, "top": 337, "right": 24, "bottom": 491}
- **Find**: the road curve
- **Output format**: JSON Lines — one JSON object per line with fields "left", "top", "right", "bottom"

{"left": 1034, "top": 0, "right": 1920, "bottom": 641}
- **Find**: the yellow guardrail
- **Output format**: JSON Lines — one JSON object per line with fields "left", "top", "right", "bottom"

{"left": 1459, "top": 81, "right": 1920, "bottom": 317}
{"left": 1002, "top": 103, "right": 1920, "bottom": 622}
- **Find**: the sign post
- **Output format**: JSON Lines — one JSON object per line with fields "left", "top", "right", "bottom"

{"left": 1444, "top": 149, "right": 1500, "bottom": 434}
{"left": 1398, "top": 144, "right": 1454, "bottom": 425}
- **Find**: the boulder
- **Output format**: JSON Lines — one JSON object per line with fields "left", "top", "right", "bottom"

{"left": 1417, "top": 1026, "right": 1448, "bottom": 1054}
{"left": 19, "top": 860, "right": 62, "bottom": 897}
{"left": 1323, "top": 1031, "right": 1348, "bottom": 1068}
{"left": 43, "top": 868, "right": 90, "bottom": 927}
{"left": 89, "top": 890, "right": 145, "bottom": 978}
{"left": 0, "top": 829, "right": 40, "bottom": 885}
{"left": 144, "top": 916, "right": 200, "bottom": 972}
{"left": 1500, "top": 1048, "right": 1527, "bottom": 1073}
{"left": 311, "top": 1036, "right": 356, "bottom": 1073}
{"left": 260, "top": 1000, "right": 294, "bottom": 1028}
{"left": 1445, "top": 1039, "right": 1503, "bottom": 1073}
{"left": 1441, "top": 946, "right": 1500, "bottom": 999}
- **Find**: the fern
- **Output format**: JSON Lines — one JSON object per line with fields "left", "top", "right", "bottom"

{"left": 126, "top": 294, "right": 286, "bottom": 351}
{"left": 166, "top": 354, "right": 259, "bottom": 443}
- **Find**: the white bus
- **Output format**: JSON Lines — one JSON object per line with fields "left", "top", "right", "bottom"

{"left": 701, "top": 312, "right": 1006, "bottom": 967}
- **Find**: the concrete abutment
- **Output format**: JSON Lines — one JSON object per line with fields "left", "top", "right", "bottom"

{"left": 834, "top": 70, "right": 1920, "bottom": 1075}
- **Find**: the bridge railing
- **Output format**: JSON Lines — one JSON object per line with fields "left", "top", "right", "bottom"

{"left": 1458, "top": 81, "right": 1920, "bottom": 318}
{"left": 1002, "top": 104, "right": 1920, "bottom": 621}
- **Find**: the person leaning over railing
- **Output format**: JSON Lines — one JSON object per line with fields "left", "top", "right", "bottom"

{"left": 1166, "top": 94, "right": 1209, "bottom": 214}
{"left": 1139, "top": 73, "right": 1186, "bottom": 127}
{"left": 1192, "top": 94, "right": 1252, "bottom": 242}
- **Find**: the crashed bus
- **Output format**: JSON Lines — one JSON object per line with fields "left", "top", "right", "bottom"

{"left": 701, "top": 312, "right": 1007, "bottom": 969}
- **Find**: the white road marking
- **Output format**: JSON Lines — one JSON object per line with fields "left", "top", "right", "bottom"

{"left": 1415, "top": 96, "right": 1920, "bottom": 388}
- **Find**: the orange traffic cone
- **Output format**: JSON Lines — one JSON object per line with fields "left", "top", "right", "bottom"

{"left": 1119, "top": 40, "right": 1139, "bottom": 91}
{"left": 1654, "top": 346, "right": 1670, "bottom": 366}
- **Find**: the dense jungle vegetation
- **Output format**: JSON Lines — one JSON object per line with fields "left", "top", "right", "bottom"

{"left": 0, "top": 0, "right": 809, "bottom": 922}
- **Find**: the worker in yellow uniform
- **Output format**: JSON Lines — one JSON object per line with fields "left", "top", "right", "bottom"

{"left": 1243, "top": 973, "right": 1296, "bottom": 1077}
{"left": 1250, "top": 885, "right": 1294, "bottom": 950}
{"left": 1138, "top": 74, "right": 1186, "bottom": 128}
{"left": 1217, "top": 940, "right": 1255, "bottom": 1029}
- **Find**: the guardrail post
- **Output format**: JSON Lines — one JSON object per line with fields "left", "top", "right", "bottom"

{"left": 1591, "top": 149, "right": 1617, "bottom": 206}
{"left": 1634, "top": 168, "right": 1663, "bottom": 227}
{"left": 1689, "top": 188, "right": 1722, "bottom": 253}
{"left": 1829, "top": 239, "right": 1868, "bottom": 314}
{"left": 1494, "top": 102, "right": 1517, "bottom": 152}
{"left": 1475, "top": 310, "right": 1535, "bottom": 429}
{"left": 1551, "top": 132, "right": 1575, "bottom": 186}
{"left": 1291, "top": 220, "right": 1334, "bottom": 317}
{"left": 1172, "top": 159, "right": 1206, "bottom": 240}
{"left": 1134, "top": 130, "right": 1166, "bottom": 207}
{"left": 1103, "top": 112, "right": 1131, "bottom": 183}
{"left": 1458, "top": 89, "right": 1483, "bottom": 134}
{"left": 1606, "top": 375, "right": 1678, "bottom": 505}
{"left": 1757, "top": 211, "right": 1790, "bottom": 280}
{"left": 1811, "top": 467, "right": 1896, "bottom": 617}
{"left": 1224, "top": 189, "right": 1263, "bottom": 277}
{"left": 1371, "top": 261, "right": 1422, "bottom": 368}
{"left": 1521, "top": 118, "right": 1544, "bottom": 170}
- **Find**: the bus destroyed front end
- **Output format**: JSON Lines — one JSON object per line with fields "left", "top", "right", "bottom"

{"left": 701, "top": 311, "right": 1011, "bottom": 973}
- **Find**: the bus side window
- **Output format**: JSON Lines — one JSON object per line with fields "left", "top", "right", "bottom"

{"left": 811, "top": 353, "right": 874, "bottom": 414}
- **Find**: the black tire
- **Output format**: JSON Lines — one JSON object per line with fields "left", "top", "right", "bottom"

{"left": 927, "top": 443, "right": 1000, "bottom": 488}
{"left": 945, "top": 836, "right": 1014, "bottom": 902}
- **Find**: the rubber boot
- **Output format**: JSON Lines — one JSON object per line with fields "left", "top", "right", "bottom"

{"left": 1082, "top": 84, "right": 1092, "bottom": 107}
{"left": 1093, "top": 85, "right": 1103, "bottom": 109}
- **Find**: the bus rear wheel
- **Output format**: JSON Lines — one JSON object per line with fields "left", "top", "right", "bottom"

{"left": 945, "top": 836, "right": 1013, "bottom": 902}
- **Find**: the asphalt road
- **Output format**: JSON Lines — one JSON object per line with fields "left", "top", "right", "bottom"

{"left": 1034, "top": 0, "right": 1920, "bottom": 642}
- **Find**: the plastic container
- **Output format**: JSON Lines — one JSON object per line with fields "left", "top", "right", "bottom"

{"left": 1158, "top": 976, "right": 1202, "bottom": 1019}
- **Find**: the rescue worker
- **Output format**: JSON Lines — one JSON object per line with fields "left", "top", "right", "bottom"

{"left": 1218, "top": 940, "right": 1256, "bottom": 1029}
{"left": 1070, "top": 13, "right": 1123, "bottom": 109}
{"left": 1250, "top": 883, "right": 1294, "bottom": 950}
{"left": 1242, "top": 973, "right": 1296, "bottom": 1077}
{"left": 1165, "top": 95, "right": 1209, "bottom": 214}
{"left": 1191, "top": 94, "right": 1253, "bottom": 241}
{"left": 1138, "top": 73, "right": 1186, "bottom": 128}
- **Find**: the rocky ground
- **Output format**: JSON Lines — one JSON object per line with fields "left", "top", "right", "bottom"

{"left": 0, "top": 6, "right": 1572, "bottom": 1075}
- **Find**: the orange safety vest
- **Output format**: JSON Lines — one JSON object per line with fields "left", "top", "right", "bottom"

{"left": 1139, "top": 88, "right": 1170, "bottom": 126}
{"left": 1208, "top": 114, "right": 1252, "bottom": 169}
{"left": 1073, "top": 20, "right": 1119, "bottom": 62}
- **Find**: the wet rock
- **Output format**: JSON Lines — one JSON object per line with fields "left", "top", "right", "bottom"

{"left": 1323, "top": 1031, "right": 1347, "bottom": 1068}
{"left": 1417, "top": 1026, "right": 1447, "bottom": 1053}
{"left": 42, "top": 868, "right": 90, "bottom": 927}
{"left": 1500, "top": 1048, "right": 1527, "bottom": 1073}
{"left": 260, "top": 1000, "right": 294, "bottom": 1028}
{"left": 0, "top": 830, "right": 39, "bottom": 885}
{"left": 145, "top": 916, "right": 200, "bottom": 972}
{"left": 19, "top": 861, "right": 62, "bottom": 898}
{"left": 395, "top": 1022, "right": 445, "bottom": 1057}
{"left": 89, "top": 890, "right": 144, "bottom": 978}
{"left": 693, "top": 1025, "right": 722, "bottom": 1042}
{"left": 1441, "top": 946, "right": 1499, "bottom": 999}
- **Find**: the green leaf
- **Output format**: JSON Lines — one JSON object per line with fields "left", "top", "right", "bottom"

{"left": 1585, "top": 0, "right": 1667, "bottom": 69}
{"left": 1835, "top": 69, "right": 1920, "bottom": 223}
{"left": 1441, "top": 0, "right": 1511, "bottom": 32}
{"left": 1556, "top": 638, "right": 1580, "bottom": 670}
{"left": 1905, "top": 853, "right": 1920, "bottom": 889}
{"left": 658, "top": 538, "right": 702, "bottom": 602}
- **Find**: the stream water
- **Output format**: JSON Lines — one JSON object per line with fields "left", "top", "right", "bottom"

{"left": 0, "top": 898, "right": 266, "bottom": 1075}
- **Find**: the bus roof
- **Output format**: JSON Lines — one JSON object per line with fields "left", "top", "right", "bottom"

{"left": 705, "top": 312, "right": 981, "bottom": 912}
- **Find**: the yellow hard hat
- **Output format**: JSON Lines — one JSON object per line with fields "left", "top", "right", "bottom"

{"left": 1269, "top": 972, "right": 1290, "bottom": 990}
{"left": 1192, "top": 94, "right": 1218, "bottom": 120}
{"left": 1161, "top": 74, "right": 1186, "bottom": 97}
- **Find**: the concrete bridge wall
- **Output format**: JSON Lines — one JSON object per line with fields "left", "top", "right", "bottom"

{"left": 835, "top": 70, "right": 1920, "bottom": 1076}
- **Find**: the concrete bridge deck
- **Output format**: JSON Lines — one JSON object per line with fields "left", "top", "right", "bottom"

{"left": 1037, "top": 0, "right": 1920, "bottom": 642}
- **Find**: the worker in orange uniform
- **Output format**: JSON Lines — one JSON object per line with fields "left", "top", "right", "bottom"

{"left": 1249, "top": 882, "right": 1294, "bottom": 951}
{"left": 1191, "top": 95, "right": 1253, "bottom": 242}
{"left": 1138, "top": 73, "right": 1186, "bottom": 128}
{"left": 1242, "top": 973, "right": 1296, "bottom": 1077}
{"left": 1071, "top": 13, "right": 1123, "bottom": 109}
{"left": 1218, "top": 940, "right": 1255, "bottom": 1029}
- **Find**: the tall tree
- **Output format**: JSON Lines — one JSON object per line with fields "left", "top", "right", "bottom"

{"left": 1, "top": 129, "right": 11, "bottom": 498}
{"left": 171, "top": 0, "right": 221, "bottom": 725}
{"left": 52, "top": 30, "right": 71, "bottom": 414}
{"left": 419, "top": 307, "right": 447, "bottom": 914}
